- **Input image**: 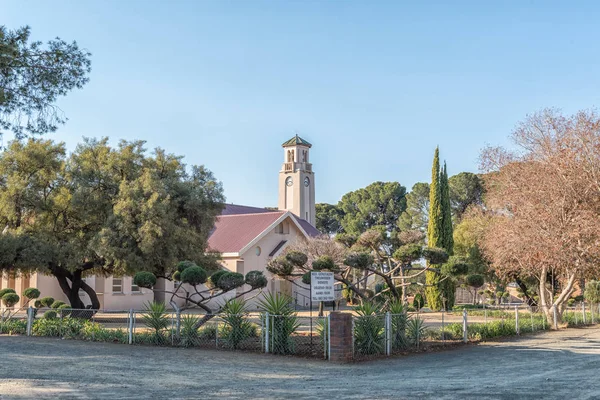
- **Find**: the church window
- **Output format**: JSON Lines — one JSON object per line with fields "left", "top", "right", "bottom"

{"left": 112, "top": 277, "right": 123, "bottom": 293}
{"left": 255, "top": 246, "right": 262, "bottom": 256}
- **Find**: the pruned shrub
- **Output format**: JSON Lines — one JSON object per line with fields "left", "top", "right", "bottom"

{"left": 133, "top": 271, "right": 156, "bottom": 289}
{"left": 245, "top": 270, "right": 267, "bottom": 289}
{"left": 180, "top": 266, "right": 208, "bottom": 286}
{"left": 39, "top": 296, "right": 55, "bottom": 307}
{"left": 2, "top": 293, "right": 20, "bottom": 307}
{"left": 51, "top": 300, "right": 66, "bottom": 309}
{"left": 413, "top": 293, "right": 424, "bottom": 310}
{"left": 207, "top": 270, "right": 228, "bottom": 288}
{"left": 22, "top": 287, "right": 41, "bottom": 301}
{"left": 216, "top": 272, "right": 244, "bottom": 291}
{"left": 0, "top": 288, "right": 16, "bottom": 298}
{"left": 43, "top": 310, "right": 57, "bottom": 320}
{"left": 177, "top": 260, "right": 197, "bottom": 273}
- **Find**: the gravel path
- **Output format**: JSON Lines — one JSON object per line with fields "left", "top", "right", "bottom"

{"left": 1, "top": 327, "right": 599, "bottom": 399}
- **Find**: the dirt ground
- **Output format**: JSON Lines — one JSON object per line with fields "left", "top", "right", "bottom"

{"left": 1, "top": 327, "right": 599, "bottom": 399}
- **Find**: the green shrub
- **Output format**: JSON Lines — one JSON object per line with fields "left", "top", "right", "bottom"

{"left": 0, "top": 319, "right": 27, "bottom": 334}
{"left": 133, "top": 271, "right": 156, "bottom": 289}
{"left": 22, "top": 287, "right": 41, "bottom": 301}
{"left": 208, "top": 270, "right": 228, "bottom": 288}
{"left": 180, "top": 266, "right": 208, "bottom": 286}
{"left": 407, "top": 316, "right": 427, "bottom": 349}
{"left": 0, "top": 288, "right": 16, "bottom": 298}
{"left": 32, "top": 317, "right": 85, "bottom": 337}
{"left": 34, "top": 300, "right": 42, "bottom": 308}
{"left": 180, "top": 314, "right": 200, "bottom": 347}
{"left": 43, "top": 310, "right": 57, "bottom": 320}
{"left": 39, "top": 296, "right": 55, "bottom": 307}
{"left": 245, "top": 270, "right": 267, "bottom": 289}
{"left": 353, "top": 301, "right": 385, "bottom": 355}
{"left": 387, "top": 300, "right": 409, "bottom": 350}
{"left": 198, "top": 324, "right": 217, "bottom": 340}
{"left": 216, "top": 272, "right": 244, "bottom": 291}
{"left": 142, "top": 301, "right": 169, "bottom": 343}
{"left": 176, "top": 260, "right": 197, "bottom": 273}
{"left": 220, "top": 299, "right": 253, "bottom": 349}
{"left": 413, "top": 293, "right": 424, "bottom": 310}
{"left": 2, "top": 293, "right": 20, "bottom": 307}
{"left": 258, "top": 293, "right": 299, "bottom": 355}
{"left": 50, "top": 300, "right": 66, "bottom": 309}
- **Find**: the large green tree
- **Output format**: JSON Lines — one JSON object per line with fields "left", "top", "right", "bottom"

{"left": 0, "top": 138, "right": 224, "bottom": 308}
{"left": 315, "top": 203, "right": 344, "bottom": 235}
{"left": 398, "top": 182, "right": 429, "bottom": 233}
{"left": 438, "top": 162, "right": 455, "bottom": 309}
{"left": 0, "top": 26, "right": 91, "bottom": 139}
{"left": 448, "top": 172, "right": 484, "bottom": 221}
{"left": 338, "top": 181, "right": 406, "bottom": 236}
{"left": 425, "top": 147, "right": 444, "bottom": 310}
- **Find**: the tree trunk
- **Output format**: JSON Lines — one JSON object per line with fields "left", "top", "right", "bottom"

{"left": 49, "top": 264, "right": 101, "bottom": 310}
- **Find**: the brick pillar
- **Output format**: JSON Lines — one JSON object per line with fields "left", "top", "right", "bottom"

{"left": 329, "top": 312, "right": 353, "bottom": 362}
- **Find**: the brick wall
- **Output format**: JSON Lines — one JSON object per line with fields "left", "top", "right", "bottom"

{"left": 329, "top": 312, "right": 353, "bottom": 362}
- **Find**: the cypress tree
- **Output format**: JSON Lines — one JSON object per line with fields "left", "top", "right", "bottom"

{"left": 439, "top": 162, "right": 455, "bottom": 309}
{"left": 425, "top": 147, "right": 443, "bottom": 310}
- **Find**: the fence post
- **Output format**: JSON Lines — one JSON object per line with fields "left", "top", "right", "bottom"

{"left": 327, "top": 313, "right": 332, "bottom": 360}
{"left": 484, "top": 303, "right": 487, "bottom": 324}
{"left": 215, "top": 319, "right": 219, "bottom": 349}
{"left": 385, "top": 312, "right": 391, "bottom": 356}
{"left": 530, "top": 307, "right": 534, "bottom": 332}
{"left": 582, "top": 302, "right": 586, "bottom": 325}
{"left": 26, "top": 306, "right": 33, "bottom": 336}
{"left": 128, "top": 309, "right": 133, "bottom": 345}
{"left": 462, "top": 309, "right": 468, "bottom": 343}
{"left": 441, "top": 309, "right": 445, "bottom": 343}
{"left": 515, "top": 306, "right": 520, "bottom": 335}
{"left": 591, "top": 302, "right": 595, "bottom": 324}
{"left": 264, "top": 312, "right": 270, "bottom": 353}
{"left": 553, "top": 305, "right": 558, "bottom": 330}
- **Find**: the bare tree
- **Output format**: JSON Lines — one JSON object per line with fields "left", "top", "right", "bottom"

{"left": 479, "top": 108, "right": 600, "bottom": 327}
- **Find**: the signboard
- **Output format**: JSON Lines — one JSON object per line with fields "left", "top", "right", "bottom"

{"left": 310, "top": 271, "right": 335, "bottom": 302}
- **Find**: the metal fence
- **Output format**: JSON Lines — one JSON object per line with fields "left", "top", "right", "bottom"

{"left": 0, "top": 307, "right": 330, "bottom": 359}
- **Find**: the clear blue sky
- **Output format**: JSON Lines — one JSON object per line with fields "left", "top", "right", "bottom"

{"left": 4, "top": 0, "right": 600, "bottom": 207}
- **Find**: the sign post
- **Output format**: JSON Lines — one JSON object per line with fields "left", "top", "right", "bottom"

{"left": 311, "top": 272, "right": 335, "bottom": 302}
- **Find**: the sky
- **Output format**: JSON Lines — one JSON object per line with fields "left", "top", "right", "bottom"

{"left": 3, "top": 0, "right": 600, "bottom": 207}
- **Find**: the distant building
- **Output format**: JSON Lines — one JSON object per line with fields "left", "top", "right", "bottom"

{"left": 0, "top": 135, "right": 320, "bottom": 310}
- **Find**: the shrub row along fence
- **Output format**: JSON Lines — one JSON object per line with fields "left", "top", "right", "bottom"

{"left": 0, "top": 307, "right": 330, "bottom": 359}
{"left": 2, "top": 303, "right": 597, "bottom": 362}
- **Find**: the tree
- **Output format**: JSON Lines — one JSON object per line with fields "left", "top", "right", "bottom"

{"left": 268, "top": 234, "right": 449, "bottom": 305}
{"left": 479, "top": 108, "right": 600, "bottom": 327}
{"left": 338, "top": 181, "right": 407, "bottom": 236}
{"left": 0, "top": 26, "right": 92, "bottom": 139}
{"left": 0, "top": 138, "right": 225, "bottom": 308}
{"left": 448, "top": 172, "right": 484, "bottom": 221}
{"left": 438, "top": 162, "right": 455, "bottom": 309}
{"left": 425, "top": 147, "right": 444, "bottom": 310}
{"left": 398, "top": 182, "right": 429, "bottom": 232}
{"left": 315, "top": 203, "right": 344, "bottom": 235}
{"left": 134, "top": 261, "right": 267, "bottom": 321}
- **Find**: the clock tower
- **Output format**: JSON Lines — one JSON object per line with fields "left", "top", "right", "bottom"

{"left": 278, "top": 134, "right": 316, "bottom": 226}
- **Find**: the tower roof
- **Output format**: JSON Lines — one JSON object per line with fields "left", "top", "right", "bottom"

{"left": 282, "top": 134, "right": 312, "bottom": 148}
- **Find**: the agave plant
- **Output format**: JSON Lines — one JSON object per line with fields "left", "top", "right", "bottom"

{"left": 354, "top": 301, "right": 385, "bottom": 355}
{"left": 387, "top": 300, "right": 410, "bottom": 350}
{"left": 220, "top": 298, "right": 253, "bottom": 349}
{"left": 180, "top": 314, "right": 200, "bottom": 347}
{"left": 258, "top": 293, "right": 300, "bottom": 355}
{"left": 142, "top": 301, "right": 169, "bottom": 344}
{"left": 407, "top": 316, "right": 427, "bottom": 349}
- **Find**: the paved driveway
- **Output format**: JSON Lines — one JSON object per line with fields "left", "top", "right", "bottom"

{"left": 1, "top": 327, "right": 599, "bottom": 399}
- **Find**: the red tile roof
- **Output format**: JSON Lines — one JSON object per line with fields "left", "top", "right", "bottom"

{"left": 207, "top": 211, "right": 284, "bottom": 253}
{"left": 208, "top": 204, "right": 322, "bottom": 254}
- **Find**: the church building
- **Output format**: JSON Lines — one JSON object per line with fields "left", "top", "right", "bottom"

{"left": 0, "top": 135, "right": 320, "bottom": 311}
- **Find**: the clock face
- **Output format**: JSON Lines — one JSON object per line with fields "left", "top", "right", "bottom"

{"left": 286, "top": 177, "right": 293, "bottom": 187}
{"left": 304, "top": 177, "right": 310, "bottom": 187}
